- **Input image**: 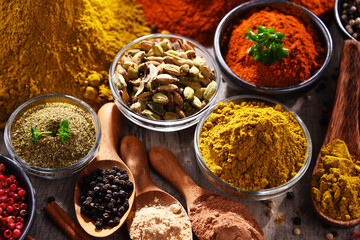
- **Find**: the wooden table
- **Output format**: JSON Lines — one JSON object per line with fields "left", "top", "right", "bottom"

{"left": 1, "top": 18, "right": 359, "bottom": 240}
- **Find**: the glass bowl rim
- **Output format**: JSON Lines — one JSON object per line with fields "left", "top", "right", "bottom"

{"left": 108, "top": 33, "right": 221, "bottom": 129}
{"left": 194, "top": 94, "right": 313, "bottom": 198}
{"left": 4, "top": 94, "right": 102, "bottom": 177}
{"left": 213, "top": 0, "right": 333, "bottom": 93}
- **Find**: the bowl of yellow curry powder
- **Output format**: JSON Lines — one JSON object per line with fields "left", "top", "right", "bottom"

{"left": 4, "top": 94, "right": 101, "bottom": 179}
{"left": 194, "top": 95, "right": 312, "bottom": 200}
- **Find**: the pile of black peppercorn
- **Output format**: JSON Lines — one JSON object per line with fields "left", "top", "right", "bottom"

{"left": 340, "top": 0, "right": 360, "bottom": 39}
{"left": 78, "top": 166, "right": 133, "bottom": 229}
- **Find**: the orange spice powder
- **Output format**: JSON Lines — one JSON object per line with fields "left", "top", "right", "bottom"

{"left": 225, "top": 8, "right": 325, "bottom": 88}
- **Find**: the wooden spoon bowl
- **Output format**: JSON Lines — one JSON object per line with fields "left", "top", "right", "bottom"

{"left": 119, "top": 135, "right": 192, "bottom": 238}
{"left": 74, "top": 103, "right": 136, "bottom": 237}
{"left": 311, "top": 40, "right": 360, "bottom": 227}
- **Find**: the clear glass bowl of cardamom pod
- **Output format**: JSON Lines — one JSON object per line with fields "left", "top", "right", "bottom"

{"left": 109, "top": 33, "right": 221, "bottom": 132}
{"left": 4, "top": 94, "right": 102, "bottom": 179}
{"left": 194, "top": 95, "right": 312, "bottom": 200}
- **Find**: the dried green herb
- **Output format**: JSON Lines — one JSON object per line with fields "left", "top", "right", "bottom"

{"left": 245, "top": 25, "right": 289, "bottom": 65}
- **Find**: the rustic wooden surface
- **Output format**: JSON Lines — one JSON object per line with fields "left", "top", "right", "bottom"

{"left": 1, "top": 19, "right": 359, "bottom": 240}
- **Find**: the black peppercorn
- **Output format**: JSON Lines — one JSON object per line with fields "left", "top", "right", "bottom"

{"left": 151, "top": 25, "right": 158, "bottom": 34}
{"left": 293, "top": 217, "right": 301, "bottom": 225}
{"left": 286, "top": 192, "right": 294, "bottom": 200}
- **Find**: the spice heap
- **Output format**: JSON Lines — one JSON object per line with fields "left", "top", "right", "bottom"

{"left": 114, "top": 37, "right": 217, "bottom": 120}
{"left": 127, "top": 198, "right": 192, "bottom": 240}
{"left": 11, "top": 102, "right": 96, "bottom": 168}
{"left": 189, "top": 194, "right": 264, "bottom": 240}
{"left": 225, "top": 7, "right": 324, "bottom": 88}
{"left": 0, "top": 0, "right": 150, "bottom": 128}
{"left": 0, "top": 163, "right": 28, "bottom": 239}
{"left": 136, "top": 0, "right": 333, "bottom": 46}
{"left": 199, "top": 101, "right": 307, "bottom": 190}
{"left": 340, "top": 0, "right": 360, "bottom": 40}
{"left": 78, "top": 167, "right": 134, "bottom": 229}
{"left": 312, "top": 139, "right": 360, "bottom": 221}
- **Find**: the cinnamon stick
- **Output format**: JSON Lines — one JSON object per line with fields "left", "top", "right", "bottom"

{"left": 44, "top": 199, "right": 93, "bottom": 240}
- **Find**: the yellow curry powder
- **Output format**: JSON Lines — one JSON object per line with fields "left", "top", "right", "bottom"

{"left": 199, "top": 101, "right": 307, "bottom": 191}
{"left": 0, "top": 0, "right": 151, "bottom": 128}
{"left": 312, "top": 139, "right": 360, "bottom": 221}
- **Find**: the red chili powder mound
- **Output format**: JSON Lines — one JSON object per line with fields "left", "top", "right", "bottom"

{"left": 189, "top": 194, "right": 264, "bottom": 240}
{"left": 136, "top": 0, "right": 333, "bottom": 46}
{"left": 225, "top": 9, "right": 324, "bottom": 88}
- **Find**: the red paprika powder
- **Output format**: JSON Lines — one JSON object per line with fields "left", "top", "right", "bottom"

{"left": 225, "top": 7, "right": 325, "bottom": 88}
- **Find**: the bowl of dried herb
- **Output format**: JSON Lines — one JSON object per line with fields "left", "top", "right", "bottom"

{"left": 4, "top": 94, "right": 101, "bottom": 179}
{"left": 214, "top": 0, "right": 333, "bottom": 98}
{"left": 109, "top": 33, "right": 221, "bottom": 132}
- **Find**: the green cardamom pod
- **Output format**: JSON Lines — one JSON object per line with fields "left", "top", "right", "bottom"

{"left": 183, "top": 86, "right": 195, "bottom": 100}
{"left": 203, "top": 81, "right": 217, "bottom": 100}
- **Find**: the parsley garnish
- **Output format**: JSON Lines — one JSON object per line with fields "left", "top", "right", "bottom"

{"left": 31, "top": 120, "right": 71, "bottom": 144}
{"left": 245, "top": 25, "right": 289, "bottom": 65}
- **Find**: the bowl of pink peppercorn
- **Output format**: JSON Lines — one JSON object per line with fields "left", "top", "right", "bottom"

{"left": 0, "top": 155, "right": 36, "bottom": 240}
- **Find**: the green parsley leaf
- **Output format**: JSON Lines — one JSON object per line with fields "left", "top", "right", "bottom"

{"left": 245, "top": 25, "right": 289, "bottom": 65}
{"left": 57, "top": 120, "right": 71, "bottom": 143}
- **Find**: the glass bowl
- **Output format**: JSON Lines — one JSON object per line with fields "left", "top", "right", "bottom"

{"left": 194, "top": 95, "right": 312, "bottom": 200}
{"left": 0, "top": 155, "right": 36, "bottom": 240}
{"left": 335, "top": 0, "right": 358, "bottom": 41}
{"left": 4, "top": 94, "right": 101, "bottom": 179}
{"left": 109, "top": 33, "right": 221, "bottom": 132}
{"left": 214, "top": 0, "right": 333, "bottom": 98}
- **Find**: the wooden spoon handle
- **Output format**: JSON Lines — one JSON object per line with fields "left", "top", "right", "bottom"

{"left": 95, "top": 103, "right": 123, "bottom": 162}
{"left": 323, "top": 40, "right": 360, "bottom": 156}
{"left": 120, "top": 136, "right": 158, "bottom": 195}
{"left": 148, "top": 147, "right": 201, "bottom": 204}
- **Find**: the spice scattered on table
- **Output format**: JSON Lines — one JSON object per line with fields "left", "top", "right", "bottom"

{"left": 286, "top": 192, "right": 295, "bottom": 200}
{"left": 340, "top": 0, "right": 360, "bottom": 39}
{"left": 266, "top": 209, "right": 274, "bottom": 217}
{"left": 225, "top": 7, "right": 324, "bottom": 88}
{"left": 0, "top": 163, "right": 28, "bottom": 239}
{"left": 127, "top": 198, "right": 192, "bottom": 240}
{"left": 114, "top": 37, "right": 217, "bottom": 120}
{"left": 266, "top": 200, "right": 275, "bottom": 208}
{"left": 189, "top": 194, "right": 264, "bottom": 240}
{"left": 325, "top": 232, "right": 334, "bottom": 240}
{"left": 293, "top": 216, "right": 301, "bottom": 225}
{"left": 274, "top": 216, "right": 285, "bottom": 224}
{"left": 11, "top": 102, "right": 96, "bottom": 168}
{"left": 0, "top": 0, "right": 151, "bottom": 128}
{"left": 312, "top": 139, "right": 360, "bottom": 221}
{"left": 78, "top": 166, "right": 134, "bottom": 229}
{"left": 199, "top": 101, "right": 307, "bottom": 190}
{"left": 293, "top": 227, "right": 301, "bottom": 236}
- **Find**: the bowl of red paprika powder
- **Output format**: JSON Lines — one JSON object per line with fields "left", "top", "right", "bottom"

{"left": 214, "top": 0, "right": 333, "bottom": 97}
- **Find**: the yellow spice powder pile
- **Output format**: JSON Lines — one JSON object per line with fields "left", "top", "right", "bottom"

{"left": 199, "top": 101, "right": 307, "bottom": 190}
{"left": 0, "top": 0, "right": 151, "bottom": 128}
{"left": 312, "top": 139, "right": 360, "bottom": 221}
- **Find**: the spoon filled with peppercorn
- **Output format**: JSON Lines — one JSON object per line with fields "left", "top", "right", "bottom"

{"left": 119, "top": 135, "right": 192, "bottom": 239}
{"left": 74, "top": 102, "right": 136, "bottom": 237}
{"left": 311, "top": 40, "right": 360, "bottom": 227}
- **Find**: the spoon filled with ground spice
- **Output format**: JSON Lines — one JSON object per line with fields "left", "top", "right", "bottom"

{"left": 74, "top": 103, "right": 135, "bottom": 237}
{"left": 311, "top": 40, "right": 360, "bottom": 227}
{"left": 119, "top": 135, "right": 192, "bottom": 240}
{"left": 148, "top": 147, "right": 264, "bottom": 240}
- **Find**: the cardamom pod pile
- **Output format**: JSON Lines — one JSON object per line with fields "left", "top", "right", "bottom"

{"left": 113, "top": 38, "right": 218, "bottom": 120}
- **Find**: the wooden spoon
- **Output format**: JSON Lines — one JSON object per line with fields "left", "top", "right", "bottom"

{"left": 311, "top": 40, "right": 360, "bottom": 227}
{"left": 119, "top": 135, "right": 192, "bottom": 239}
{"left": 74, "top": 102, "right": 136, "bottom": 237}
{"left": 148, "top": 147, "right": 265, "bottom": 240}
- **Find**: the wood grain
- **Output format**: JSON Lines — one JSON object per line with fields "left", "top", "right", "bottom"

{"left": 311, "top": 40, "right": 360, "bottom": 228}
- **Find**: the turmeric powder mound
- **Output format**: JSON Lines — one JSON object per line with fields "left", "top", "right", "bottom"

{"left": 199, "top": 101, "right": 307, "bottom": 191}
{"left": 312, "top": 139, "right": 360, "bottom": 221}
{"left": 0, "top": 0, "right": 150, "bottom": 128}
